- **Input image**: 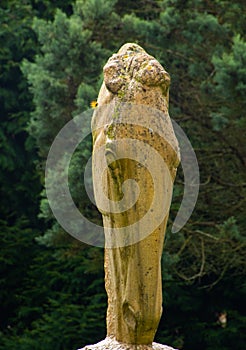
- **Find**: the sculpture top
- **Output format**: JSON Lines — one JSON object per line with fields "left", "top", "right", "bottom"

{"left": 92, "top": 43, "right": 179, "bottom": 173}
{"left": 97, "top": 43, "right": 171, "bottom": 115}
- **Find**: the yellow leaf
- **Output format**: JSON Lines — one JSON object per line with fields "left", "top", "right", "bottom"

{"left": 90, "top": 100, "right": 98, "bottom": 109}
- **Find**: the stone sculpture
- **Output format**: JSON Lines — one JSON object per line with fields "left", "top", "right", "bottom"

{"left": 79, "top": 43, "right": 180, "bottom": 350}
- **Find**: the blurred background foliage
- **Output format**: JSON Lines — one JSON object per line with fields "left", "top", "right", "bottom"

{"left": 0, "top": 0, "right": 245, "bottom": 349}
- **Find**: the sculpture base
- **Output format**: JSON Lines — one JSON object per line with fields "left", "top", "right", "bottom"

{"left": 78, "top": 337, "right": 178, "bottom": 350}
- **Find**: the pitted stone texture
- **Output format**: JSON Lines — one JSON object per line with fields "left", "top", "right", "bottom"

{"left": 78, "top": 337, "right": 178, "bottom": 350}
{"left": 97, "top": 43, "right": 170, "bottom": 115}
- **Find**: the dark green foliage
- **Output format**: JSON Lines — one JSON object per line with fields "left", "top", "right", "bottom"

{"left": 0, "top": 219, "right": 39, "bottom": 329}
{"left": 0, "top": 236, "right": 106, "bottom": 349}
{"left": 156, "top": 275, "right": 246, "bottom": 349}
{"left": 0, "top": 1, "right": 40, "bottom": 222}
{"left": 1, "top": 0, "right": 246, "bottom": 349}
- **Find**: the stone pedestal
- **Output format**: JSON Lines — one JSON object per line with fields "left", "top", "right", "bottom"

{"left": 78, "top": 337, "right": 178, "bottom": 350}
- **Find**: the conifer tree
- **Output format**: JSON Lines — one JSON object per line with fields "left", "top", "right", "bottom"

{"left": 1, "top": 0, "right": 245, "bottom": 349}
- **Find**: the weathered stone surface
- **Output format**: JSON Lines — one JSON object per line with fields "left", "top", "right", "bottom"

{"left": 78, "top": 337, "right": 178, "bottom": 350}
{"left": 96, "top": 43, "right": 171, "bottom": 114}
{"left": 83, "top": 43, "right": 180, "bottom": 349}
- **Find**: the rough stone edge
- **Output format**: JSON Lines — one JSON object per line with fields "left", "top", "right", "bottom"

{"left": 78, "top": 337, "right": 178, "bottom": 350}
